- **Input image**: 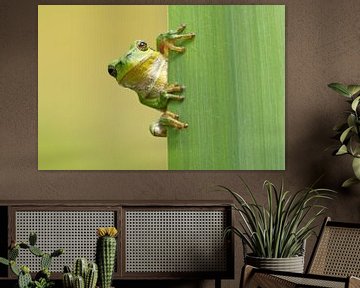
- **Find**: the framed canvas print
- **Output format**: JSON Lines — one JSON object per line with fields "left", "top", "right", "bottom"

{"left": 38, "top": 5, "right": 285, "bottom": 170}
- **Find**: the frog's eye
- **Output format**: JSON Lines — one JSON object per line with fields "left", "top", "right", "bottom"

{"left": 137, "top": 41, "right": 148, "bottom": 51}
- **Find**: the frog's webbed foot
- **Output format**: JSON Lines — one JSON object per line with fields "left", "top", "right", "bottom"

{"left": 160, "top": 112, "right": 188, "bottom": 129}
{"left": 157, "top": 24, "right": 195, "bottom": 58}
{"left": 149, "top": 112, "right": 188, "bottom": 137}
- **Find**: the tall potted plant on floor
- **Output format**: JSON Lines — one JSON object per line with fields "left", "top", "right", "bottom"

{"left": 221, "top": 179, "right": 334, "bottom": 273}
{"left": 328, "top": 83, "right": 360, "bottom": 187}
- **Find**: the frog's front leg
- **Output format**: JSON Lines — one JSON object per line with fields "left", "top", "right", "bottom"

{"left": 160, "top": 90, "right": 185, "bottom": 104}
{"left": 157, "top": 24, "right": 195, "bottom": 58}
{"left": 166, "top": 83, "right": 185, "bottom": 94}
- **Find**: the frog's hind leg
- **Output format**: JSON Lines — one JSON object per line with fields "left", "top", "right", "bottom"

{"left": 160, "top": 112, "right": 188, "bottom": 129}
{"left": 149, "top": 112, "right": 188, "bottom": 137}
{"left": 164, "top": 110, "right": 179, "bottom": 120}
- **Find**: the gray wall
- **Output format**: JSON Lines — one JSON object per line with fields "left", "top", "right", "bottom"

{"left": 1, "top": 1, "right": 360, "bottom": 287}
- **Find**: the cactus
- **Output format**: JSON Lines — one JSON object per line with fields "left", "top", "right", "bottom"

{"left": 9, "top": 246, "right": 19, "bottom": 260}
{"left": 63, "top": 259, "right": 98, "bottom": 288}
{"left": 74, "top": 258, "right": 87, "bottom": 279}
{"left": 41, "top": 253, "right": 52, "bottom": 270}
{"left": 29, "top": 232, "right": 37, "bottom": 246}
{"left": 85, "top": 263, "right": 98, "bottom": 288}
{"left": 29, "top": 245, "right": 44, "bottom": 257}
{"left": 96, "top": 227, "right": 118, "bottom": 288}
{"left": 19, "top": 243, "right": 30, "bottom": 249}
{"left": 73, "top": 275, "right": 85, "bottom": 288}
{"left": 51, "top": 248, "right": 64, "bottom": 257}
{"left": 63, "top": 272, "right": 74, "bottom": 288}
{"left": 64, "top": 265, "right": 72, "bottom": 273}
{"left": 62, "top": 265, "right": 74, "bottom": 288}
{"left": 10, "top": 260, "right": 20, "bottom": 276}
{"left": 18, "top": 268, "right": 32, "bottom": 288}
{"left": 0, "top": 257, "right": 9, "bottom": 266}
{"left": 0, "top": 232, "right": 63, "bottom": 288}
{"left": 35, "top": 268, "right": 51, "bottom": 281}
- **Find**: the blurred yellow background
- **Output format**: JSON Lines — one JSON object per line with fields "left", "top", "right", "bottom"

{"left": 38, "top": 5, "right": 168, "bottom": 170}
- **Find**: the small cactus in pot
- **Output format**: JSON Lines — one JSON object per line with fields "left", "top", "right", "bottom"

{"left": 96, "top": 227, "right": 118, "bottom": 288}
{"left": 62, "top": 259, "right": 98, "bottom": 288}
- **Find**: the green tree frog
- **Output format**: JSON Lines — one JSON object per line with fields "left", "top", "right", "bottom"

{"left": 108, "top": 24, "right": 195, "bottom": 137}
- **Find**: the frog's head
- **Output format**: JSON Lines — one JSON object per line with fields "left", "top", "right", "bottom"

{"left": 108, "top": 40, "right": 154, "bottom": 85}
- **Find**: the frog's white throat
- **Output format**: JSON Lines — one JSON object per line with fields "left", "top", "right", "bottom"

{"left": 121, "top": 54, "right": 167, "bottom": 97}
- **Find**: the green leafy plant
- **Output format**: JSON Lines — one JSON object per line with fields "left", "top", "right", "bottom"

{"left": 32, "top": 278, "right": 54, "bottom": 288}
{"left": 0, "top": 232, "right": 63, "bottom": 288}
{"left": 221, "top": 179, "right": 334, "bottom": 258}
{"left": 328, "top": 83, "right": 360, "bottom": 187}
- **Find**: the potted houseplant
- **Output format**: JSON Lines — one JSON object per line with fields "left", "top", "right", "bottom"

{"left": 328, "top": 83, "right": 360, "bottom": 187}
{"left": 220, "top": 179, "right": 334, "bottom": 273}
{"left": 62, "top": 227, "right": 118, "bottom": 288}
{"left": 62, "top": 258, "right": 98, "bottom": 288}
{"left": 96, "top": 227, "right": 118, "bottom": 288}
{"left": 0, "top": 232, "right": 63, "bottom": 288}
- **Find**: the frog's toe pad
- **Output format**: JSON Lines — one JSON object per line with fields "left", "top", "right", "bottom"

{"left": 176, "top": 24, "right": 186, "bottom": 33}
{"left": 150, "top": 122, "right": 167, "bottom": 137}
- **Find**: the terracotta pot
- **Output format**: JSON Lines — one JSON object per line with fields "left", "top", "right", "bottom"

{"left": 245, "top": 254, "right": 304, "bottom": 273}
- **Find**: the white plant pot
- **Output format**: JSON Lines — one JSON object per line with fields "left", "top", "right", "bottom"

{"left": 245, "top": 254, "right": 305, "bottom": 273}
